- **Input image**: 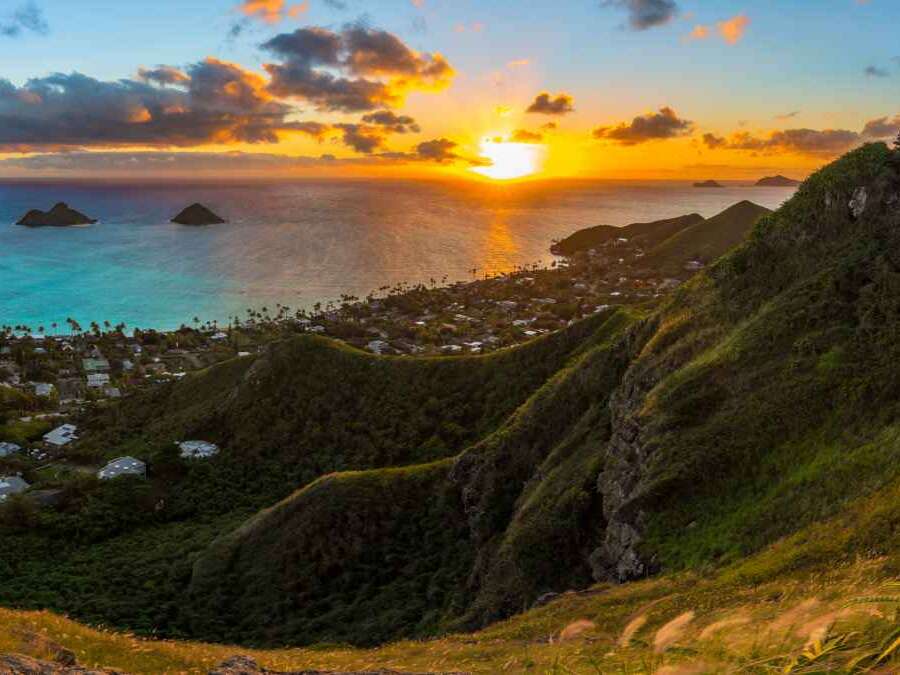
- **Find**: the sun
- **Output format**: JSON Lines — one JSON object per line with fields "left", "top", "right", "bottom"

{"left": 471, "top": 139, "right": 545, "bottom": 180}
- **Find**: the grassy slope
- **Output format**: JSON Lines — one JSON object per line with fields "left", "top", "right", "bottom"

{"left": 0, "top": 311, "right": 621, "bottom": 640}
{"left": 551, "top": 214, "right": 704, "bottom": 256}
{"left": 637, "top": 200, "right": 772, "bottom": 274}
{"left": 187, "top": 308, "right": 640, "bottom": 646}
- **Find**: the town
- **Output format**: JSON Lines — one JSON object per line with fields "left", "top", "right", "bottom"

{"left": 0, "top": 217, "right": 719, "bottom": 510}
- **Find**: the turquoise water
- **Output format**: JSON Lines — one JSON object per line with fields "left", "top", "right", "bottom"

{"left": 0, "top": 179, "right": 796, "bottom": 331}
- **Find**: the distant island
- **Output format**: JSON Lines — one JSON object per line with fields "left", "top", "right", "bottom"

{"left": 171, "top": 203, "right": 225, "bottom": 226}
{"left": 693, "top": 180, "right": 724, "bottom": 188}
{"left": 16, "top": 203, "right": 96, "bottom": 227}
{"left": 755, "top": 174, "right": 801, "bottom": 187}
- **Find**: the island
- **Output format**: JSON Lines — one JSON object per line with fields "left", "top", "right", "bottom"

{"left": 171, "top": 203, "right": 225, "bottom": 226}
{"left": 755, "top": 174, "right": 801, "bottom": 187}
{"left": 16, "top": 202, "right": 97, "bottom": 227}
{"left": 693, "top": 180, "right": 724, "bottom": 188}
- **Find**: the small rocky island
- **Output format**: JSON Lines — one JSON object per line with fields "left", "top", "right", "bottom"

{"left": 16, "top": 203, "right": 97, "bottom": 227}
{"left": 755, "top": 174, "right": 801, "bottom": 187}
{"left": 693, "top": 180, "right": 724, "bottom": 188}
{"left": 171, "top": 203, "right": 225, "bottom": 226}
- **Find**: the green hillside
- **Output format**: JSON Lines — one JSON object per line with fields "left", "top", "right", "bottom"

{"left": 637, "top": 199, "right": 772, "bottom": 274}
{"left": 1, "top": 142, "right": 900, "bottom": 661}
{"left": 550, "top": 213, "right": 704, "bottom": 256}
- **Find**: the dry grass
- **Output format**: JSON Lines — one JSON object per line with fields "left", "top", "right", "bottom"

{"left": 2, "top": 555, "right": 900, "bottom": 674}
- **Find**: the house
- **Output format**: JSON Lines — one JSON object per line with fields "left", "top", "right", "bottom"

{"left": 104, "top": 386, "right": 122, "bottom": 398}
{"left": 178, "top": 440, "right": 220, "bottom": 459}
{"left": 33, "top": 382, "right": 54, "bottom": 397}
{"left": 98, "top": 456, "right": 146, "bottom": 480}
{"left": 0, "top": 476, "right": 29, "bottom": 501}
{"left": 0, "top": 442, "right": 22, "bottom": 457}
{"left": 121, "top": 359, "right": 134, "bottom": 371}
{"left": 86, "top": 373, "right": 111, "bottom": 389}
{"left": 43, "top": 424, "right": 78, "bottom": 447}
{"left": 210, "top": 332, "right": 228, "bottom": 341}
{"left": 82, "top": 357, "right": 110, "bottom": 373}
{"left": 366, "top": 340, "right": 391, "bottom": 354}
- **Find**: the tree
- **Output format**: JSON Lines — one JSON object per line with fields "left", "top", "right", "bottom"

{"left": 894, "top": 130, "right": 900, "bottom": 151}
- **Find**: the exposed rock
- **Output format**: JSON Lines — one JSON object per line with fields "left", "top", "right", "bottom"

{"left": 692, "top": 180, "right": 723, "bottom": 188}
{"left": 16, "top": 203, "right": 96, "bottom": 227}
{"left": 10, "top": 628, "right": 76, "bottom": 666}
{"left": 171, "top": 203, "right": 225, "bottom": 226}
{"left": 849, "top": 187, "right": 868, "bottom": 219}
{"left": 208, "top": 655, "right": 467, "bottom": 675}
{"left": 0, "top": 653, "right": 121, "bottom": 674}
{"left": 755, "top": 175, "right": 801, "bottom": 187}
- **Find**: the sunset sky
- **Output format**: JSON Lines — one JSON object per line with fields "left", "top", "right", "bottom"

{"left": 0, "top": 0, "right": 897, "bottom": 180}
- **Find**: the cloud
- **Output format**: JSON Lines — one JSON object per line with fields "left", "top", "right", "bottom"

{"left": 510, "top": 129, "right": 543, "bottom": 143}
{"left": 775, "top": 111, "right": 800, "bottom": 121}
{"left": 0, "top": 2, "right": 48, "bottom": 38}
{"left": 238, "top": 0, "right": 308, "bottom": 24}
{"left": 686, "top": 24, "right": 709, "bottom": 40}
{"left": 541, "top": 121, "right": 558, "bottom": 131}
{"left": 137, "top": 66, "right": 191, "bottom": 86}
{"left": 603, "top": 0, "right": 678, "bottom": 30}
{"left": 717, "top": 14, "right": 749, "bottom": 44}
{"left": 865, "top": 65, "right": 889, "bottom": 78}
{"left": 414, "top": 137, "right": 459, "bottom": 162}
{"left": 593, "top": 106, "right": 693, "bottom": 145}
{"left": 323, "top": 0, "right": 348, "bottom": 8}
{"left": 861, "top": 115, "right": 900, "bottom": 138}
{"left": 0, "top": 59, "right": 317, "bottom": 152}
{"left": 507, "top": 58, "right": 530, "bottom": 68}
{"left": 262, "top": 25, "right": 454, "bottom": 112}
{"left": 526, "top": 92, "right": 574, "bottom": 115}
{"left": 702, "top": 115, "right": 899, "bottom": 158}
{"left": 360, "top": 110, "right": 420, "bottom": 133}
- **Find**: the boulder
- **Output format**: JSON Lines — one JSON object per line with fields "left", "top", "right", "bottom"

{"left": 16, "top": 203, "right": 96, "bottom": 227}
{"left": 171, "top": 203, "right": 225, "bottom": 226}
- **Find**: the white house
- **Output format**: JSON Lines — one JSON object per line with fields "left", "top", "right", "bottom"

{"left": 82, "top": 357, "right": 110, "bottom": 373}
{"left": 87, "top": 373, "right": 111, "bottom": 389}
{"left": 178, "top": 440, "right": 220, "bottom": 460}
{"left": 0, "top": 442, "right": 22, "bottom": 457}
{"left": 98, "top": 456, "right": 147, "bottom": 480}
{"left": 0, "top": 476, "right": 29, "bottom": 501}
{"left": 43, "top": 424, "right": 78, "bottom": 447}
{"left": 33, "top": 382, "right": 54, "bottom": 397}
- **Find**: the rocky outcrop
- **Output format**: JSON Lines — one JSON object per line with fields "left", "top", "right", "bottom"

{"left": 0, "top": 653, "right": 122, "bottom": 674}
{"left": 16, "top": 203, "right": 96, "bottom": 227}
{"left": 209, "top": 655, "right": 467, "bottom": 675}
{"left": 171, "top": 203, "right": 225, "bottom": 226}
{"left": 693, "top": 180, "right": 723, "bottom": 188}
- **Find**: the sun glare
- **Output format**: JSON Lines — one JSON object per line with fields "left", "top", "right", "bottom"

{"left": 471, "top": 139, "right": 545, "bottom": 180}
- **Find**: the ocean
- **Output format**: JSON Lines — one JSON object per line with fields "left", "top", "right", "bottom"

{"left": 0, "top": 178, "right": 796, "bottom": 331}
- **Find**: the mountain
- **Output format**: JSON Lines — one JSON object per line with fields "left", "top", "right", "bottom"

{"left": 636, "top": 199, "right": 771, "bottom": 274}
{"left": 2, "top": 143, "right": 900, "bottom": 664}
{"left": 16, "top": 203, "right": 96, "bottom": 227}
{"left": 171, "top": 204, "right": 225, "bottom": 226}
{"left": 693, "top": 180, "right": 723, "bottom": 188}
{"left": 755, "top": 174, "right": 801, "bottom": 187}
{"left": 550, "top": 213, "right": 704, "bottom": 256}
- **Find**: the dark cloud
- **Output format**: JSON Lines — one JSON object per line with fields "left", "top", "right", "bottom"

{"left": 333, "top": 123, "right": 386, "bottom": 153}
{"left": 602, "top": 0, "right": 678, "bottom": 31}
{"left": 541, "top": 122, "right": 558, "bottom": 131}
{"left": 0, "top": 59, "right": 314, "bottom": 151}
{"left": 526, "top": 92, "right": 574, "bottom": 115}
{"left": 262, "top": 25, "right": 454, "bottom": 112}
{"left": 701, "top": 116, "right": 899, "bottom": 157}
{"left": 511, "top": 129, "right": 543, "bottom": 143}
{"left": 0, "top": 2, "right": 48, "bottom": 38}
{"left": 861, "top": 114, "right": 900, "bottom": 139}
{"left": 775, "top": 111, "right": 800, "bottom": 121}
{"left": 865, "top": 65, "right": 889, "bottom": 78}
{"left": 137, "top": 66, "right": 190, "bottom": 86}
{"left": 593, "top": 106, "right": 693, "bottom": 145}
{"left": 414, "top": 138, "right": 459, "bottom": 162}
{"left": 360, "top": 109, "right": 420, "bottom": 133}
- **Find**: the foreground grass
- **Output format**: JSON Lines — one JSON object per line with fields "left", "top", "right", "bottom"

{"left": 2, "top": 552, "right": 899, "bottom": 674}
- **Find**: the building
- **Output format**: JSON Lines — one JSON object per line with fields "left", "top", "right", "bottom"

{"left": 87, "top": 373, "right": 111, "bottom": 388}
{"left": 98, "top": 456, "right": 147, "bottom": 480}
{"left": 178, "top": 440, "right": 220, "bottom": 460}
{"left": 82, "top": 357, "right": 110, "bottom": 373}
{"left": 0, "top": 476, "right": 29, "bottom": 501}
{"left": 33, "top": 382, "right": 54, "bottom": 397}
{"left": 43, "top": 424, "right": 78, "bottom": 447}
{"left": 0, "top": 442, "right": 22, "bottom": 458}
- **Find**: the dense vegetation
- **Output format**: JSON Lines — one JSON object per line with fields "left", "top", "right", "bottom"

{"left": 551, "top": 212, "right": 704, "bottom": 256}
{"left": 3, "top": 142, "right": 900, "bottom": 657}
